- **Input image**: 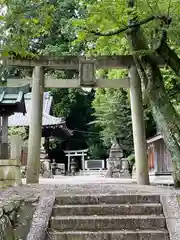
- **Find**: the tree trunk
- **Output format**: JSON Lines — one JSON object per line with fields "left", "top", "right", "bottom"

{"left": 127, "top": 24, "right": 180, "bottom": 187}
{"left": 156, "top": 39, "right": 180, "bottom": 77}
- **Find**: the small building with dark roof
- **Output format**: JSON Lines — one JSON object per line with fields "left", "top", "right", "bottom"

{"left": 7, "top": 91, "right": 72, "bottom": 166}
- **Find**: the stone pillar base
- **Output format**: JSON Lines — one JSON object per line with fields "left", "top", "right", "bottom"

{"left": 107, "top": 159, "right": 131, "bottom": 178}
{"left": 0, "top": 159, "right": 22, "bottom": 189}
{"left": 111, "top": 169, "right": 131, "bottom": 178}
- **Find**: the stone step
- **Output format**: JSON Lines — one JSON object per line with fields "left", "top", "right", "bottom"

{"left": 55, "top": 194, "right": 160, "bottom": 205}
{"left": 47, "top": 230, "right": 169, "bottom": 240}
{"left": 50, "top": 215, "right": 166, "bottom": 231}
{"left": 52, "top": 203, "right": 163, "bottom": 216}
{"left": 79, "top": 170, "right": 107, "bottom": 176}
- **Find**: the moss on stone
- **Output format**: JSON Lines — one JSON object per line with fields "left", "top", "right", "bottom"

{"left": 0, "top": 160, "right": 21, "bottom": 166}
{"left": 13, "top": 201, "right": 37, "bottom": 240}
{"left": 0, "top": 198, "right": 37, "bottom": 240}
{"left": 3, "top": 201, "right": 21, "bottom": 214}
{"left": 0, "top": 179, "right": 22, "bottom": 189}
{"left": 0, "top": 160, "right": 22, "bottom": 188}
{"left": 176, "top": 196, "right": 180, "bottom": 205}
{"left": 0, "top": 214, "right": 14, "bottom": 240}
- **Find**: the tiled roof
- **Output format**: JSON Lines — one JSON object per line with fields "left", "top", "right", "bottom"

{"left": 8, "top": 91, "right": 65, "bottom": 127}
{"left": 8, "top": 112, "right": 65, "bottom": 127}
{"left": 24, "top": 91, "right": 53, "bottom": 115}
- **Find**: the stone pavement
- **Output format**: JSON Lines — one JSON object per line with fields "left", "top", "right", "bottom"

{"left": 0, "top": 175, "right": 176, "bottom": 205}
{"left": 21, "top": 174, "right": 174, "bottom": 186}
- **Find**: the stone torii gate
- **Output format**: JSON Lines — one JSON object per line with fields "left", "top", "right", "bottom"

{"left": 64, "top": 149, "right": 88, "bottom": 172}
{"left": 2, "top": 55, "right": 157, "bottom": 185}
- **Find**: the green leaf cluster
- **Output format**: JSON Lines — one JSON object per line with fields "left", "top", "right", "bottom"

{"left": 8, "top": 126, "right": 27, "bottom": 140}
{"left": 75, "top": 0, "right": 180, "bottom": 53}
{"left": 0, "top": 0, "right": 56, "bottom": 56}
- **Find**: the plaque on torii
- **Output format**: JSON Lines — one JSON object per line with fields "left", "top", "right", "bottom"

{"left": 79, "top": 60, "right": 96, "bottom": 87}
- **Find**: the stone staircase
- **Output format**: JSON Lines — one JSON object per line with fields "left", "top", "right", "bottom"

{"left": 47, "top": 194, "right": 169, "bottom": 240}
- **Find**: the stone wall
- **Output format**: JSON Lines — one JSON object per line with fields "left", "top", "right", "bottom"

{"left": 27, "top": 193, "right": 55, "bottom": 240}
{"left": 161, "top": 195, "right": 180, "bottom": 240}
{"left": 0, "top": 198, "right": 37, "bottom": 240}
{"left": 0, "top": 187, "right": 56, "bottom": 240}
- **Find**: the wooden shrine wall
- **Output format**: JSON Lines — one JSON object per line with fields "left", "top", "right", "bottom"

{"left": 147, "top": 139, "right": 173, "bottom": 174}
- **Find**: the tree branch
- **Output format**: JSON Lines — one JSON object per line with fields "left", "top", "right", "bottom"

{"left": 90, "top": 15, "right": 170, "bottom": 37}
{"left": 90, "top": 16, "right": 156, "bottom": 36}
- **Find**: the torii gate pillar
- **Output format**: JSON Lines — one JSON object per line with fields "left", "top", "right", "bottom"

{"left": 129, "top": 66, "right": 149, "bottom": 185}
{"left": 26, "top": 66, "right": 44, "bottom": 184}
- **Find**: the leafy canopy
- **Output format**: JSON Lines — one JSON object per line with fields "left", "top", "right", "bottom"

{"left": 75, "top": 0, "right": 180, "bottom": 55}
{"left": 0, "top": 0, "right": 56, "bottom": 56}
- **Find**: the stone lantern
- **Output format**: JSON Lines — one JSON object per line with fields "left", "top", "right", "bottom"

{"left": 107, "top": 139, "right": 131, "bottom": 178}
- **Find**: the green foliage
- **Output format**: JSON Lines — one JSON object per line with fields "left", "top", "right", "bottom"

{"left": 0, "top": 0, "right": 56, "bottom": 56}
{"left": 86, "top": 125, "right": 108, "bottom": 159}
{"left": 92, "top": 88, "right": 134, "bottom": 157}
{"left": 39, "top": 0, "right": 107, "bottom": 155}
{"left": 73, "top": 0, "right": 180, "bottom": 148}
{"left": 8, "top": 127, "right": 27, "bottom": 140}
{"left": 88, "top": 141, "right": 107, "bottom": 159}
{"left": 162, "top": 68, "right": 180, "bottom": 104}
{"left": 75, "top": 0, "right": 180, "bottom": 53}
{"left": 0, "top": 0, "right": 86, "bottom": 57}
{"left": 52, "top": 88, "right": 94, "bottom": 129}
{"left": 40, "top": 0, "right": 85, "bottom": 56}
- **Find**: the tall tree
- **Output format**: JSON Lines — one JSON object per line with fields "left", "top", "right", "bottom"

{"left": 74, "top": 0, "right": 180, "bottom": 186}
